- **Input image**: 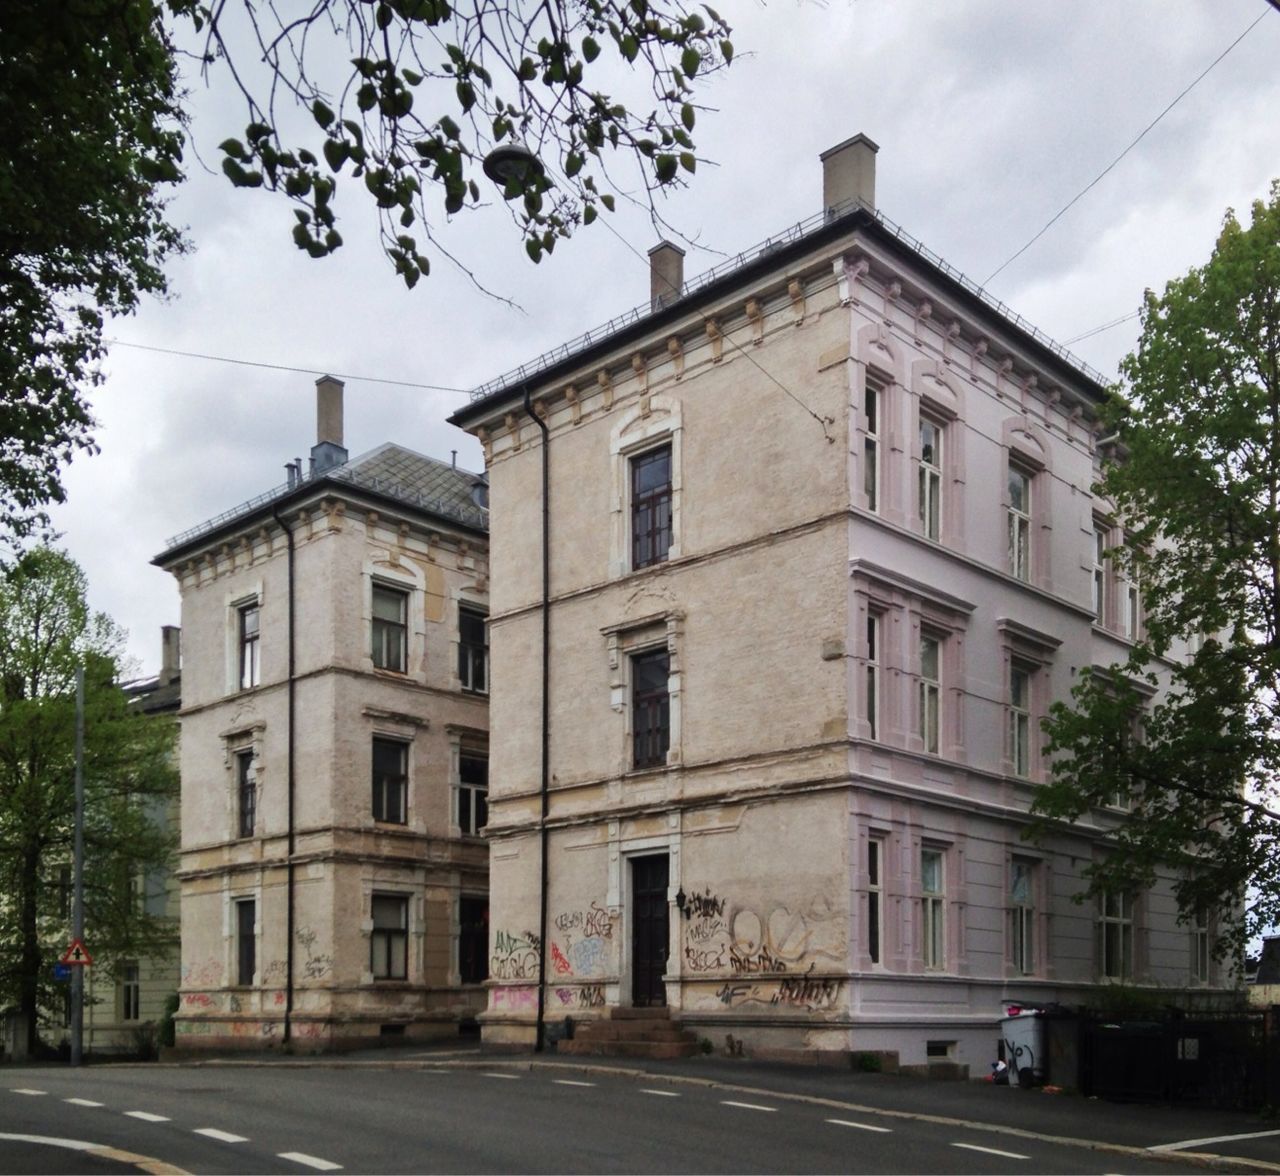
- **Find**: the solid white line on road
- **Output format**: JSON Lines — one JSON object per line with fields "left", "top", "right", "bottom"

{"left": 194, "top": 1128, "right": 248, "bottom": 1143}
{"left": 64, "top": 1098, "right": 103, "bottom": 1107}
{"left": 279, "top": 1151, "right": 343, "bottom": 1171}
{"left": 1149, "top": 1128, "right": 1280, "bottom": 1152}
{"left": 951, "top": 1142, "right": 1031, "bottom": 1160}
{"left": 10, "top": 1089, "right": 47, "bottom": 1096}
{"left": 640, "top": 1089, "right": 680, "bottom": 1097}
{"left": 826, "top": 1119, "right": 892, "bottom": 1133}
{"left": 553, "top": 1080, "right": 596, "bottom": 1088}
{"left": 482, "top": 1072, "right": 521, "bottom": 1079}
{"left": 721, "top": 1100, "right": 777, "bottom": 1112}
{"left": 125, "top": 1111, "right": 170, "bottom": 1123}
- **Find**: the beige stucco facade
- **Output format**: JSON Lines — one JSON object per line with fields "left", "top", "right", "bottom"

{"left": 157, "top": 410, "right": 490, "bottom": 1051}
{"left": 452, "top": 136, "right": 1234, "bottom": 1067}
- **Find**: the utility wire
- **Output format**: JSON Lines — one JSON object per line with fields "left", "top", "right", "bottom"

{"left": 983, "top": 8, "right": 1269, "bottom": 286}
{"left": 1063, "top": 309, "right": 1142, "bottom": 347}
{"left": 103, "top": 337, "right": 469, "bottom": 393}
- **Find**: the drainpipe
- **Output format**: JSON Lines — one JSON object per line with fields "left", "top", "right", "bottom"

{"left": 270, "top": 502, "right": 297, "bottom": 1045}
{"left": 524, "top": 386, "right": 551, "bottom": 1053}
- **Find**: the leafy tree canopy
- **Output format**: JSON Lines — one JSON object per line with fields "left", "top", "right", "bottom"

{"left": 1033, "top": 181, "right": 1280, "bottom": 960}
{"left": 0, "top": 548, "right": 176, "bottom": 1053}
{"left": 0, "top": 0, "right": 732, "bottom": 542}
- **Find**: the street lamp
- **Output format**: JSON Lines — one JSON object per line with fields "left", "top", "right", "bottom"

{"left": 482, "top": 143, "right": 545, "bottom": 193}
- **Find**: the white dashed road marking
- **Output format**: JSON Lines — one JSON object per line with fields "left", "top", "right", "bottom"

{"left": 721, "top": 1100, "right": 777, "bottom": 1113}
{"left": 279, "top": 1151, "right": 343, "bottom": 1171}
{"left": 483, "top": 1072, "right": 520, "bottom": 1080}
{"left": 952, "top": 1142, "right": 1031, "bottom": 1160}
{"left": 64, "top": 1098, "right": 103, "bottom": 1107}
{"left": 553, "top": 1080, "right": 596, "bottom": 1088}
{"left": 826, "top": 1119, "right": 892, "bottom": 1133}
{"left": 640, "top": 1089, "right": 680, "bottom": 1097}
{"left": 11, "top": 1089, "right": 47, "bottom": 1096}
{"left": 194, "top": 1128, "right": 249, "bottom": 1143}
{"left": 125, "top": 1111, "right": 170, "bottom": 1123}
{"left": 1149, "top": 1128, "right": 1280, "bottom": 1152}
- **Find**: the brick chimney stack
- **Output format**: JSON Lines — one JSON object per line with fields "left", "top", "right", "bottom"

{"left": 648, "top": 241, "right": 685, "bottom": 311}
{"left": 820, "top": 133, "right": 879, "bottom": 215}
{"left": 160, "top": 625, "right": 181, "bottom": 686}
{"left": 311, "top": 375, "right": 349, "bottom": 475}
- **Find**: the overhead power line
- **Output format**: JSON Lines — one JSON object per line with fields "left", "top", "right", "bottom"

{"left": 1062, "top": 309, "right": 1142, "bottom": 346}
{"left": 104, "top": 338, "right": 469, "bottom": 393}
{"left": 983, "top": 8, "right": 1270, "bottom": 286}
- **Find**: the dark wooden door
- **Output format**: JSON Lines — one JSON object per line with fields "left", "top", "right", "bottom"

{"left": 631, "top": 854, "right": 670, "bottom": 1007}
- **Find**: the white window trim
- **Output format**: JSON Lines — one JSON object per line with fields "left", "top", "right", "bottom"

{"left": 862, "top": 369, "right": 887, "bottom": 514}
{"left": 608, "top": 396, "right": 683, "bottom": 578}
{"left": 454, "top": 594, "right": 489, "bottom": 695}
{"left": 225, "top": 887, "right": 261, "bottom": 989}
{"left": 446, "top": 725, "right": 489, "bottom": 839}
{"left": 1008, "top": 464, "right": 1032, "bottom": 581}
{"left": 1009, "top": 856, "right": 1038, "bottom": 977}
{"left": 360, "top": 885, "right": 422, "bottom": 986}
{"left": 918, "top": 414, "right": 944, "bottom": 542}
{"left": 1098, "top": 890, "right": 1135, "bottom": 981}
{"left": 363, "top": 556, "right": 424, "bottom": 676}
{"left": 224, "top": 582, "right": 264, "bottom": 695}
{"left": 920, "top": 845, "right": 946, "bottom": 971}
{"left": 603, "top": 611, "right": 684, "bottom": 772}
{"left": 221, "top": 723, "right": 265, "bottom": 843}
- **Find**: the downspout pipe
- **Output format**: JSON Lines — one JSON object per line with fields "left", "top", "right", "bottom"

{"left": 270, "top": 502, "right": 297, "bottom": 1046}
{"left": 524, "top": 386, "right": 551, "bottom": 1053}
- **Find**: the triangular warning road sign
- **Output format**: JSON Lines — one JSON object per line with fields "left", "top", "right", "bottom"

{"left": 60, "top": 938, "right": 93, "bottom": 966}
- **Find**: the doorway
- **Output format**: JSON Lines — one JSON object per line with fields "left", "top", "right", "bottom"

{"left": 630, "top": 854, "right": 670, "bottom": 1007}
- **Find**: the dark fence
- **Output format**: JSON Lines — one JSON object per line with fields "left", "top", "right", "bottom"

{"left": 1080, "top": 1006, "right": 1280, "bottom": 1110}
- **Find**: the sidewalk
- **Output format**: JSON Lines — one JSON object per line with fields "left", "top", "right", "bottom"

{"left": 168, "top": 1039, "right": 1280, "bottom": 1170}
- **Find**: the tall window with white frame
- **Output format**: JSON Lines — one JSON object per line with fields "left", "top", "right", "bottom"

{"left": 1123, "top": 570, "right": 1141, "bottom": 641}
{"left": 236, "top": 750, "right": 255, "bottom": 839}
{"left": 1008, "top": 465, "right": 1032, "bottom": 580}
{"left": 1193, "top": 902, "right": 1210, "bottom": 985}
{"left": 370, "top": 894, "right": 408, "bottom": 980}
{"left": 236, "top": 899, "right": 256, "bottom": 986}
{"left": 919, "top": 417, "right": 943, "bottom": 540}
{"left": 238, "top": 602, "right": 260, "bottom": 690}
{"left": 631, "top": 445, "right": 672, "bottom": 570}
{"left": 919, "top": 633, "right": 941, "bottom": 755}
{"left": 631, "top": 648, "right": 670, "bottom": 768}
{"left": 867, "top": 838, "right": 884, "bottom": 966}
{"left": 371, "top": 737, "right": 407, "bottom": 825}
{"left": 1099, "top": 890, "right": 1133, "bottom": 980}
{"left": 458, "top": 750, "right": 488, "bottom": 835}
{"left": 1009, "top": 664, "right": 1032, "bottom": 778}
{"left": 1010, "top": 857, "right": 1036, "bottom": 975}
{"left": 120, "top": 962, "right": 140, "bottom": 1022}
{"left": 371, "top": 582, "right": 408, "bottom": 672}
{"left": 921, "top": 847, "right": 945, "bottom": 970}
{"left": 866, "top": 613, "right": 881, "bottom": 740}
{"left": 864, "top": 376, "right": 883, "bottom": 512}
{"left": 1092, "top": 525, "right": 1109, "bottom": 623}
{"left": 457, "top": 606, "right": 488, "bottom": 693}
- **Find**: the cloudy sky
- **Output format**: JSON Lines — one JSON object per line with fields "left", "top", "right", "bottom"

{"left": 48, "top": 0, "right": 1280, "bottom": 677}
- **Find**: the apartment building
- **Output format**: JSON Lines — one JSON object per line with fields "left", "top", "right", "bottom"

{"left": 449, "top": 134, "right": 1227, "bottom": 1066}
{"left": 155, "top": 379, "right": 490, "bottom": 1050}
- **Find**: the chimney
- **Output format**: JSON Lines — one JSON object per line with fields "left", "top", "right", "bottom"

{"left": 160, "top": 625, "right": 181, "bottom": 686}
{"left": 648, "top": 241, "right": 685, "bottom": 311}
{"left": 820, "top": 133, "right": 879, "bottom": 215}
{"left": 311, "top": 375, "right": 349, "bottom": 475}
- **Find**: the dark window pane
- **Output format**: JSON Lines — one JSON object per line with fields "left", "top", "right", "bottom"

{"left": 458, "top": 607, "right": 488, "bottom": 692}
{"left": 237, "top": 900, "right": 256, "bottom": 986}
{"left": 631, "top": 447, "right": 672, "bottom": 570}
{"left": 459, "top": 897, "right": 489, "bottom": 984}
{"left": 372, "top": 738, "right": 407, "bottom": 824}
{"left": 371, "top": 894, "right": 408, "bottom": 980}
{"left": 372, "top": 585, "right": 408, "bottom": 672}
{"left": 632, "top": 649, "right": 670, "bottom": 769}
{"left": 237, "top": 752, "right": 255, "bottom": 838}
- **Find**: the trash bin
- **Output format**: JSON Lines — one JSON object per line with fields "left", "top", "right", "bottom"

{"left": 1001, "top": 1003, "right": 1045, "bottom": 1088}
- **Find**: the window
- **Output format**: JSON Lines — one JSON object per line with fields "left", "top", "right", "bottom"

{"left": 121, "top": 962, "right": 140, "bottom": 1022}
{"left": 631, "top": 446, "right": 672, "bottom": 569}
{"left": 458, "top": 751, "right": 488, "bottom": 835}
{"left": 236, "top": 750, "right": 255, "bottom": 838}
{"left": 1010, "top": 858, "right": 1036, "bottom": 975}
{"left": 1193, "top": 904, "right": 1210, "bottom": 984}
{"left": 1099, "top": 890, "right": 1133, "bottom": 980}
{"left": 458, "top": 606, "right": 488, "bottom": 693}
{"left": 631, "top": 648, "right": 670, "bottom": 768}
{"left": 867, "top": 839, "right": 883, "bottom": 966}
{"left": 1092, "top": 525, "right": 1109, "bottom": 623}
{"left": 1123, "top": 576, "right": 1141, "bottom": 641}
{"left": 236, "top": 899, "right": 256, "bottom": 986}
{"left": 1009, "top": 665, "right": 1032, "bottom": 778}
{"left": 866, "top": 614, "right": 881, "bottom": 740}
{"left": 372, "top": 583, "right": 408, "bottom": 672}
{"left": 459, "top": 896, "right": 489, "bottom": 984}
{"left": 918, "top": 417, "right": 943, "bottom": 540}
{"left": 1008, "top": 466, "right": 1031, "bottom": 580}
{"left": 371, "top": 894, "right": 408, "bottom": 980}
{"left": 864, "top": 376, "right": 883, "bottom": 512}
{"left": 919, "top": 633, "right": 941, "bottom": 755}
{"left": 372, "top": 737, "right": 408, "bottom": 824}
{"left": 238, "top": 603, "right": 260, "bottom": 690}
{"left": 921, "top": 848, "right": 945, "bottom": 970}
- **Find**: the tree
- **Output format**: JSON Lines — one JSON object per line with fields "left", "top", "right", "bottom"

{"left": 0, "top": 548, "right": 176, "bottom": 1055}
{"left": 0, "top": 1, "right": 732, "bottom": 545}
{"left": 1033, "top": 182, "right": 1280, "bottom": 962}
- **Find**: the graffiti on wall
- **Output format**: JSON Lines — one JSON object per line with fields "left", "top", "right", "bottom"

{"left": 682, "top": 890, "right": 843, "bottom": 978}
{"left": 547, "top": 904, "right": 614, "bottom": 980}
{"left": 706, "top": 966, "right": 842, "bottom": 1013}
{"left": 296, "top": 925, "right": 335, "bottom": 980}
{"left": 491, "top": 986, "right": 539, "bottom": 1011}
{"left": 553, "top": 902, "right": 615, "bottom": 939}
{"left": 555, "top": 984, "right": 605, "bottom": 1009}
{"left": 491, "top": 929, "right": 541, "bottom": 980}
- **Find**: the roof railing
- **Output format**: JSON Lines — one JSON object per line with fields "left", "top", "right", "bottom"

{"left": 467, "top": 200, "right": 1110, "bottom": 403}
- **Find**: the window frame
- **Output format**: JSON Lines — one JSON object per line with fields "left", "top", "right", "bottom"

{"left": 867, "top": 837, "right": 884, "bottom": 966}
{"left": 1092, "top": 523, "right": 1110, "bottom": 624}
{"left": 1098, "top": 889, "right": 1134, "bottom": 981}
{"left": 918, "top": 631, "right": 942, "bottom": 755}
{"left": 631, "top": 647, "right": 671, "bottom": 770}
{"left": 1009, "top": 663, "right": 1032, "bottom": 779}
{"left": 1009, "top": 857, "right": 1037, "bottom": 976}
{"left": 458, "top": 894, "right": 489, "bottom": 985}
{"left": 918, "top": 415, "right": 943, "bottom": 541}
{"left": 235, "top": 748, "right": 256, "bottom": 839}
{"left": 235, "top": 898, "right": 256, "bottom": 987}
{"left": 1008, "top": 464, "right": 1032, "bottom": 581}
{"left": 120, "top": 961, "right": 141, "bottom": 1022}
{"left": 457, "top": 605, "right": 489, "bottom": 694}
{"left": 864, "top": 372, "right": 885, "bottom": 514}
{"left": 371, "top": 581, "right": 409, "bottom": 673}
{"left": 458, "top": 749, "right": 489, "bottom": 836}
{"left": 238, "top": 602, "right": 260, "bottom": 691}
{"left": 1192, "top": 903, "right": 1211, "bottom": 985}
{"left": 370, "top": 893, "right": 409, "bottom": 981}
{"left": 630, "top": 444, "right": 673, "bottom": 571}
{"left": 371, "top": 736, "right": 409, "bottom": 825}
{"left": 921, "top": 846, "right": 946, "bottom": 971}
{"left": 866, "top": 612, "right": 881, "bottom": 741}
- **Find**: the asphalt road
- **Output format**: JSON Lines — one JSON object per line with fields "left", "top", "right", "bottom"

{"left": 1, "top": 1060, "right": 1265, "bottom": 1175}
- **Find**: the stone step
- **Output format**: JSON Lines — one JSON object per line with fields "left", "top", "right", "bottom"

{"left": 557, "top": 1038, "right": 700, "bottom": 1060}
{"left": 609, "top": 1005, "right": 671, "bottom": 1021}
